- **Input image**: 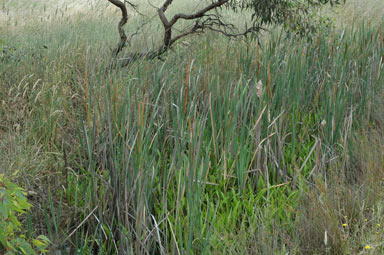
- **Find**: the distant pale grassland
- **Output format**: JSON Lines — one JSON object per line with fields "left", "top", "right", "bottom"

{"left": 1, "top": 0, "right": 384, "bottom": 23}
{"left": 0, "top": 0, "right": 214, "bottom": 26}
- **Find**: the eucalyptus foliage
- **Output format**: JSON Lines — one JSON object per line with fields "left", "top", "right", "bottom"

{"left": 226, "top": 0, "right": 345, "bottom": 36}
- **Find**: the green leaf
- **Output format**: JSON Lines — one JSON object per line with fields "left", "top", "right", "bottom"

{"left": 0, "top": 227, "right": 6, "bottom": 247}
{"left": 37, "top": 235, "right": 50, "bottom": 242}
{"left": 17, "top": 238, "right": 36, "bottom": 255}
{"left": 0, "top": 203, "right": 8, "bottom": 218}
{"left": 32, "top": 239, "right": 45, "bottom": 247}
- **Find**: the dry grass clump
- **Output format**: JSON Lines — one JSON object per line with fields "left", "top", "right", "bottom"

{"left": 296, "top": 126, "right": 384, "bottom": 254}
{"left": 333, "top": 0, "right": 384, "bottom": 25}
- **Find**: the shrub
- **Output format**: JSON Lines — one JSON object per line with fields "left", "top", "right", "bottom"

{"left": 0, "top": 174, "right": 49, "bottom": 255}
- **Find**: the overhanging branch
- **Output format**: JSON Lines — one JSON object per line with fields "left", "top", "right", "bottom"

{"left": 106, "top": 0, "right": 264, "bottom": 69}
{"left": 169, "top": 0, "right": 229, "bottom": 26}
{"left": 108, "top": 0, "right": 128, "bottom": 58}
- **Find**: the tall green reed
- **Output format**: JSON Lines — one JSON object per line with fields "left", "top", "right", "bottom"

{"left": 75, "top": 19, "right": 384, "bottom": 254}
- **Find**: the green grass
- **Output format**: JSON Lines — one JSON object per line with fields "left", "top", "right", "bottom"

{"left": 1, "top": 0, "right": 384, "bottom": 254}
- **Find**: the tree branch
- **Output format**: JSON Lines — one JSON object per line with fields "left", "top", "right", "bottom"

{"left": 169, "top": 0, "right": 229, "bottom": 26}
{"left": 106, "top": 0, "right": 268, "bottom": 70}
{"left": 108, "top": 0, "right": 128, "bottom": 57}
{"left": 159, "top": 0, "right": 174, "bottom": 13}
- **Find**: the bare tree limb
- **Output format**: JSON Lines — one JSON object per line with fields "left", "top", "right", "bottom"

{"left": 159, "top": 0, "right": 174, "bottom": 13}
{"left": 106, "top": 0, "right": 270, "bottom": 69}
{"left": 108, "top": 0, "right": 128, "bottom": 57}
{"left": 156, "top": 0, "right": 230, "bottom": 55}
{"left": 169, "top": 0, "right": 229, "bottom": 27}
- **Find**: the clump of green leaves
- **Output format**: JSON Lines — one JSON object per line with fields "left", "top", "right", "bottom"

{"left": 227, "top": 0, "right": 343, "bottom": 37}
{"left": 0, "top": 175, "right": 49, "bottom": 255}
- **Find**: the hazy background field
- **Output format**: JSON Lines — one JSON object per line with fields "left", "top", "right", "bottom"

{"left": 1, "top": 0, "right": 384, "bottom": 254}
